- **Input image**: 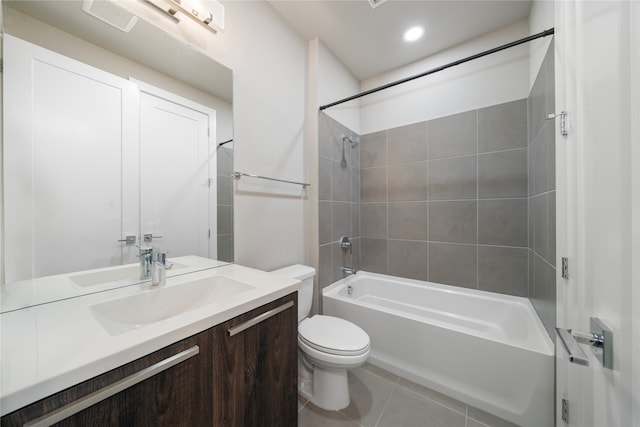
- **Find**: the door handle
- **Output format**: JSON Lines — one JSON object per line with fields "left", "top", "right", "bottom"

{"left": 117, "top": 235, "right": 136, "bottom": 245}
{"left": 143, "top": 233, "right": 163, "bottom": 242}
{"left": 556, "top": 317, "right": 613, "bottom": 369}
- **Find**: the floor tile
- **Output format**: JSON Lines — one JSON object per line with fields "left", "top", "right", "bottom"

{"left": 338, "top": 367, "right": 396, "bottom": 427}
{"left": 467, "top": 418, "right": 491, "bottom": 427}
{"left": 376, "top": 388, "right": 466, "bottom": 427}
{"left": 467, "top": 405, "right": 520, "bottom": 427}
{"left": 299, "top": 403, "right": 361, "bottom": 427}
{"left": 396, "top": 377, "right": 467, "bottom": 415}
{"left": 298, "top": 363, "right": 518, "bottom": 427}
{"left": 360, "top": 362, "right": 400, "bottom": 383}
{"left": 298, "top": 395, "right": 308, "bottom": 413}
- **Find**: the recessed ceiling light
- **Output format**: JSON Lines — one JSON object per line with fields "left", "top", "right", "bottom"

{"left": 403, "top": 25, "right": 424, "bottom": 43}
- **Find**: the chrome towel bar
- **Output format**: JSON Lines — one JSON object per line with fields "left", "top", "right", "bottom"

{"left": 233, "top": 171, "right": 310, "bottom": 189}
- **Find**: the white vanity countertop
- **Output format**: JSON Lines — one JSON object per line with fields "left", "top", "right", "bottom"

{"left": 0, "top": 263, "right": 300, "bottom": 416}
{"left": 0, "top": 255, "right": 230, "bottom": 313}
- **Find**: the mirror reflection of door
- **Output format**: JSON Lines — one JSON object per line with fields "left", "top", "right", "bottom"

{"left": 3, "top": 34, "right": 140, "bottom": 282}
{"left": 139, "top": 84, "right": 216, "bottom": 260}
{"left": 3, "top": 35, "right": 217, "bottom": 282}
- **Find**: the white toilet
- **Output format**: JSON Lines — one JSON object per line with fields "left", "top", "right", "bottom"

{"left": 272, "top": 264, "right": 370, "bottom": 411}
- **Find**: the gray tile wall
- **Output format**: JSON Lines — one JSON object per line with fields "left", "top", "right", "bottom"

{"left": 318, "top": 113, "right": 361, "bottom": 306}
{"left": 317, "top": 42, "right": 556, "bottom": 338}
{"left": 217, "top": 146, "right": 234, "bottom": 262}
{"left": 528, "top": 42, "right": 556, "bottom": 338}
{"left": 359, "top": 99, "right": 530, "bottom": 296}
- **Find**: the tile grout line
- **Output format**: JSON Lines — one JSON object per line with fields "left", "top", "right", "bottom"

{"left": 385, "top": 129, "right": 389, "bottom": 275}
{"left": 425, "top": 122, "right": 430, "bottom": 281}
{"left": 373, "top": 387, "right": 396, "bottom": 427}
{"left": 465, "top": 405, "right": 469, "bottom": 427}
{"left": 476, "top": 108, "right": 480, "bottom": 290}
{"left": 359, "top": 146, "right": 527, "bottom": 170}
{"left": 392, "top": 380, "right": 468, "bottom": 418}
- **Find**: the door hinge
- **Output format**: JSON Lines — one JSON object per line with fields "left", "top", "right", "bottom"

{"left": 562, "top": 257, "right": 569, "bottom": 279}
{"left": 561, "top": 398, "right": 569, "bottom": 423}
{"left": 0, "top": 59, "right": 3, "bottom": 73}
{"left": 208, "top": 229, "right": 211, "bottom": 238}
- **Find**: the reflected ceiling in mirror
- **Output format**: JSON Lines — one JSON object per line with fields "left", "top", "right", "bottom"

{"left": 4, "top": 0, "right": 232, "bottom": 102}
{"left": 1, "top": 0, "right": 234, "bottom": 312}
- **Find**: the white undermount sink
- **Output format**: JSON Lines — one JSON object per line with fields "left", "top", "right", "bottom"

{"left": 90, "top": 276, "right": 254, "bottom": 336}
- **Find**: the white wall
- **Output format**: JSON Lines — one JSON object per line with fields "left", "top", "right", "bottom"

{"left": 317, "top": 40, "right": 361, "bottom": 134}
{"left": 128, "top": 0, "right": 310, "bottom": 271}
{"left": 529, "top": 0, "right": 554, "bottom": 90}
{"left": 0, "top": 1, "right": 4, "bottom": 284}
{"left": 359, "top": 20, "right": 531, "bottom": 134}
{"left": 221, "top": 2, "right": 307, "bottom": 271}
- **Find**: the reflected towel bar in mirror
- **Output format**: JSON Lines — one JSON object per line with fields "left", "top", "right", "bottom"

{"left": 233, "top": 172, "right": 310, "bottom": 189}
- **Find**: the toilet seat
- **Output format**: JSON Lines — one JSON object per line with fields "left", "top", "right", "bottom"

{"left": 298, "top": 315, "right": 370, "bottom": 356}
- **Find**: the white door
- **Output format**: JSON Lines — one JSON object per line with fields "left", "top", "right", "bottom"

{"left": 2, "top": 34, "right": 139, "bottom": 282}
{"left": 555, "top": 1, "right": 640, "bottom": 426}
{"left": 139, "top": 84, "right": 216, "bottom": 259}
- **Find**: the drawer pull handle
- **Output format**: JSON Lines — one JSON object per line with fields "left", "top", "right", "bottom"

{"left": 24, "top": 346, "right": 199, "bottom": 427}
{"left": 228, "top": 300, "right": 294, "bottom": 337}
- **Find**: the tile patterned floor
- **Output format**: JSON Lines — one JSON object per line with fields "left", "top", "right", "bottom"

{"left": 298, "top": 363, "right": 519, "bottom": 427}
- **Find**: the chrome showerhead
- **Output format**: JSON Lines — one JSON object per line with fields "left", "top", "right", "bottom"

{"left": 342, "top": 135, "right": 360, "bottom": 148}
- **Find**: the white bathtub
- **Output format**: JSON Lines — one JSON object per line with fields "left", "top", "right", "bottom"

{"left": 322, "top": 271, "right": 554, "bottom": 427}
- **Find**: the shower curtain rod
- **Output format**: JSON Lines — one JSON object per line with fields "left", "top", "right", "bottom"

{"left": 319, "top": 28, "right": 555, "bottom": 111}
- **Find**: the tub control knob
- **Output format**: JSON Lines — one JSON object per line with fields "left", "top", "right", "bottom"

{"left": 339, "top": 236, "right": 352, "bottom": 254}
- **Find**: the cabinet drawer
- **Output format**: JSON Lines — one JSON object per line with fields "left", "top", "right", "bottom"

{"left": 1, "top": 333, "right": 213, "bottom": 427}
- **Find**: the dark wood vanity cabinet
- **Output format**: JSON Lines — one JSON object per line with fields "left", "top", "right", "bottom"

{"left": 0, "top": 332, "right": 213, "bottom": 427}
{"left": 1, "top": 292, "right": 298, "bottom": 427}
{"left": 212, "top": 293, "right": 298, "bottom": 426}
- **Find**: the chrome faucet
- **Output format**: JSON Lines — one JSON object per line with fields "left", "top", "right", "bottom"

{"left": 152, "top": 251, "right": 173, "bottom": 286}
{"left": 342, "top": 266, "right": 357, "bottom": 276}
{"left": 139, "top": 246, "right": 154, "bottom": 280}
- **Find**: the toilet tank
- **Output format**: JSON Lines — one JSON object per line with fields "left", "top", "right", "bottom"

{"left": 271, "top": 264, "right": 316, "bottom": 321}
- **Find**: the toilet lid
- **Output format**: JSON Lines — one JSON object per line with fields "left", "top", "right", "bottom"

{"left": 299, "top": 315, "right": 370, "bottom": 356}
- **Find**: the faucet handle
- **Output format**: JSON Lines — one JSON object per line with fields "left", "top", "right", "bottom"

{"left": 156, "top": 250, "right": 167, "bottom": 263}
{"left": 339, "top": 236, "right": 352, "bottom": 254}
{"left": 156, "top": 251, "right": 173, "bottom": 269}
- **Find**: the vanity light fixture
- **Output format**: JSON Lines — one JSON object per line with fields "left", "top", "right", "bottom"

{"left": 403, "top": 25, "right": 425, "bottom": 42}
{"left": 144, "top": 0, "right": 225, "bottom": 33}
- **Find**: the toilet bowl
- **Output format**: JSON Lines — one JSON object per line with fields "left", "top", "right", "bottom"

{"left": 271, "top": 265, "right": 370, "bottom": 411}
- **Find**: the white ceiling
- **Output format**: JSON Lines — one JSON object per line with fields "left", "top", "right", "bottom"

{"left": 268, "top": 0, "right": 533, "bottom": 81}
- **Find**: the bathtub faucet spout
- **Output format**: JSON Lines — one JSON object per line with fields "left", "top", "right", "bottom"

{"left": 342, "top": 266, "right": 358, "bottom": 276}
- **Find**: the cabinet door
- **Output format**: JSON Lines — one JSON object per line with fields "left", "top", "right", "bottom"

{"left": 213, "top": 293, "right": 298, "bottom": 427}
{"left": 0, "top": 332, "right": 213, "bottom": 427}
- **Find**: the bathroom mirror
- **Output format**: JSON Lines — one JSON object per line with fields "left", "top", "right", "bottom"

{"left": 1, "top": 0, "right": 234, "bottom": 312}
